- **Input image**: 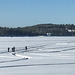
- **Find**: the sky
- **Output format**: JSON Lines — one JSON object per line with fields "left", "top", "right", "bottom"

{"left": 0, "top": 0, "right": 75, "bottom": 27}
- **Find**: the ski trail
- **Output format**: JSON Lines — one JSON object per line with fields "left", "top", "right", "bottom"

{"left": 0, "top": 58, "right": 27, "bottom": 63}
{"left": 0, "top": 62, "right": 75, "bottom": 68}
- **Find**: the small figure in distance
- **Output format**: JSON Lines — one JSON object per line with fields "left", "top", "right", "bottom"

{"left": 25, "top": 46, "right": 27, "bottom": 50}
{"left": 13, "top": 46, "right": 15, "bottom": 52}
{"left": 8, "top": 47, "right": 10, "bottom": 52}
{"left": 12, "top": 46, "right": 15, "bottom": 52}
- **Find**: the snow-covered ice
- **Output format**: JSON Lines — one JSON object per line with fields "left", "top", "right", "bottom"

{"left": 0, "top": 36, "right": 75, "bottom": 75}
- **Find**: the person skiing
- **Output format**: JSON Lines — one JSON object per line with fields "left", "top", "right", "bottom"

{"left": 25, "top": 46, "right": 27, "bottom": 50}
{"left": 12, "top": 46, "right": 15, "bottom": 52}
{"left": 8, "top": 47, "right": 10, "bottom": 52}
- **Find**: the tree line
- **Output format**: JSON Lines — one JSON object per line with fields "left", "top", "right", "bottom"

{"left": 0, "top": 23, "right": 75, "bottom": 36}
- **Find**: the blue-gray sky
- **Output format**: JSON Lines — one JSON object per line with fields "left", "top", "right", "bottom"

{"left": 0, "top": 0, "right": 75, "bottom": 27}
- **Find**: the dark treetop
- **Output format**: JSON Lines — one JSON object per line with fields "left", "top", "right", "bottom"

{"left": 0, "top": 23, "right": 75, "bottom": 36}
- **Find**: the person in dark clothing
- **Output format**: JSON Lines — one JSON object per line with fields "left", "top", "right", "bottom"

{"left": 8, "top": 47, "right": 10, "bottom": 52}
{"left": 12, "top": 47, "right": 15, "bottom": 52}
{"left": 25, "top": 46, "right": 27, "bottom": 50}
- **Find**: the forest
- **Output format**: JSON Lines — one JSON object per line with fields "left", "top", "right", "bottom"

{"left": 0, "top": 23, "right": 75, "bottom": 36}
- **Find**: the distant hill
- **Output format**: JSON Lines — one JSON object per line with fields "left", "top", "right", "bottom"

{"left": 0, "top": 23, "right": 75, "bottom": 36}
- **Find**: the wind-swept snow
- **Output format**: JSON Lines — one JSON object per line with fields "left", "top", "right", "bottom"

{"left": 12, "top": 53, "right": 31, "bottom": 59}
{"left": 0, "top": 36, "right": 75, "bottom": 75}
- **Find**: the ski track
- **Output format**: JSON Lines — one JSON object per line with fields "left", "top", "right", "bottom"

{"left": 0, "top": 58, "right": 27, "bottom": 63}
{"left": 0, "top": 44, "right": 75, "bottom": 54}
{"left": 0, "top": 62, "right": 75, "bottom": 68}
{"left": 0, "top": 37, "right": 75, "bottom": 70}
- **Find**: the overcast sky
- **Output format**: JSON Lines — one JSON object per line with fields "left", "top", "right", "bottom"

{"left": 0, "top": 0, "right": 75, "bottom": 27}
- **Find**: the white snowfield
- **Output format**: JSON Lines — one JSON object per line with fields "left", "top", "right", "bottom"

{"left": 12, "top": 53, "right": 31, "bottom": 59}
{"left": 0, "top": 36, "right": 75, "bottom": 75}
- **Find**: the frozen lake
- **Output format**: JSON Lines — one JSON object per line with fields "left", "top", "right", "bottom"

{"left": 0, "top": 36, "right": 75, "bottom": 75}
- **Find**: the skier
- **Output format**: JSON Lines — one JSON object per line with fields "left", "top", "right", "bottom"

{"left": 25, "top": 46, "right": 27, "bottom": 50}
{"left": 8, "top": 47, "right": 10, "bottom": 52}
{"left": 12, "top": 46, "right": 15, "bottom": 52}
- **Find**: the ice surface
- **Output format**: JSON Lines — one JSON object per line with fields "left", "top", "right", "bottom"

{"left": 0, "top": 36, "right": 75, "bottom": 75}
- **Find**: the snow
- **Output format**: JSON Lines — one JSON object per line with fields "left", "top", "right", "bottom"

{"left": 0, "top": 36, "right": 75, "bottom": 75}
